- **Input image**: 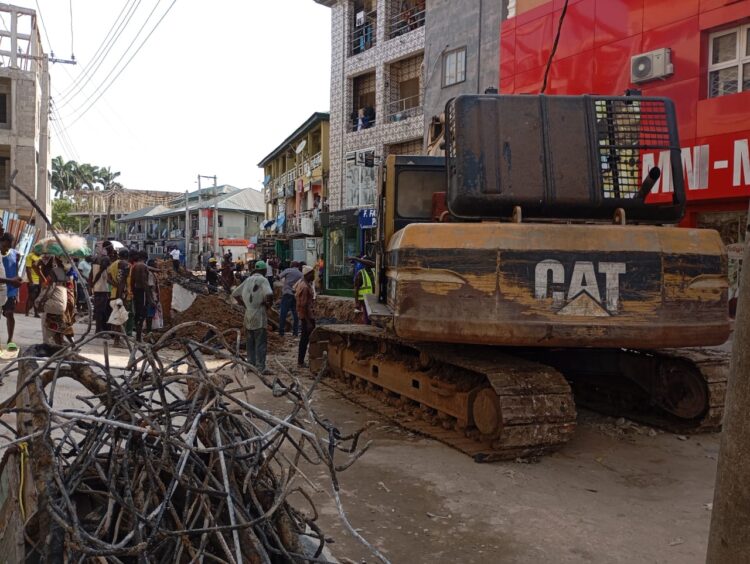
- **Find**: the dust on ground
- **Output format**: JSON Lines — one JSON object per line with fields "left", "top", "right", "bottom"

{"left": 256, "top": 336, "right": 720, "bottom": 564}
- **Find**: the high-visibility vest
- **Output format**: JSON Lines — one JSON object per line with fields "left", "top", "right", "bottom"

{"left": 356, "top": 268, "right": 373, "bottom": 300}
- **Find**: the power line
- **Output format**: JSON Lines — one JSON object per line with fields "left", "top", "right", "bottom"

{"left": 67, "top": 0, "right": 179, "bottom": 127}
{"left": 50, "top": 115, "right": 78, "bottom": 161}
{"left": 58, "top": 0, "right": 135, "bottom": 101}
{"left": 34, "top": 0, "right": 54, "bottom": 53}
{"left": 58, "top": 0, "right": 141, "bottom": 105}
{"left": 53, "top": 112, "right": 80, "bottom": 161}
{"left": 62, "top": 0, "right": 161, "bottom": 113}
{"left": 50, "top": 100, "right": 82, "bottom": 161}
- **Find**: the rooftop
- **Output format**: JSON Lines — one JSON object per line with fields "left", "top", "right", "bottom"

{"left": 117, "top": 205, "right": 172, "bottom": 222}
{"left": 257, "top": 112, "right": 330, "bottom": 167}
{"left": 119, "top": 188, "right": 266, "bottom": 221}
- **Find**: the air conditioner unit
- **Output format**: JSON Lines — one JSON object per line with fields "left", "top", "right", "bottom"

{"left": 631, "top": 48, "right": 674, "bottom": 83}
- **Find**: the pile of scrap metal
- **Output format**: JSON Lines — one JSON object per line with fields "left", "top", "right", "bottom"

{"left": 0, "top": 323, "right": 388, "bottom": 563}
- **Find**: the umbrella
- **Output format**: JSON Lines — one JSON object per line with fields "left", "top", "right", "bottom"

{"left": 33, "top": 235, "right": 91, "bottom": 258}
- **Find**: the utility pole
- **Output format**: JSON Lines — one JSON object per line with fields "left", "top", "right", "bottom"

{"left": 706, "top": 207, "right": 750, "bottom": 563}
{"left": 212, "top": 175, "right": 219, "bottom": 255}
{"left": 198, "top": 175, "right": 218, "bottom": 256}
{"left": 197, "top": 175, "right": 203, "bottom": 264}
{"left": 184, "top": 190, "right": 189, "bottom": 270}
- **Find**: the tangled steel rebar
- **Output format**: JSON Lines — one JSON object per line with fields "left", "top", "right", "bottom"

{"left": 0, "top": 321, "right": 387, "bottom": 563}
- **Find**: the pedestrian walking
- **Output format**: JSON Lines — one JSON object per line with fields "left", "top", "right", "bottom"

{"left": 24, "top": 248, "right": 42, "bottom": 317}
{"left": 146, "top": 258, "right": 163, "bottom": 331}
{"left": 38, "top": 256, "right": 76, "bottom": 345}
{"left": 232, "top": 260, "right": 273, "bottom": 374}
{"left": 278, "top": 261, "right": 302, "bottom": 337}
{"left": 90, "top": 249, "right": 112, "bottom": 334}
{"left": 130, "top": 251, "right": 149, "bottom": 341}
{"left": 296, "top": 265, "right": 316, "bottom": 368}
{"left": 107, "top": 248, "right": 131, "bottom": 346}
{"left": 170, "top": 247, "right": 181, "bottom": 272}
{"left": 0, "top": 233, "right": 22, "bottom": 353}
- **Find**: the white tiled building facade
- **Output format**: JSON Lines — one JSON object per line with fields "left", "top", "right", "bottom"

{"left": 317, "top": 0, "right": 426, "bottom": 212}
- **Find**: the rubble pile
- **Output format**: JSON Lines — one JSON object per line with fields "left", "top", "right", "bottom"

{"left": 315, "top": 296, "right": 358, "bottom": 323}
{"left": 0, "top": 327, "right": 385, "bottom": 562}
{"left": 168, "top": 294, "right": 284, "bottom": 352}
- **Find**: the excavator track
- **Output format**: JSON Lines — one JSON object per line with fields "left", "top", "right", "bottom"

{"left": 309, "top": 325, "right": 577, "bottom": 462}
{"left": 535, "top": 346, "right": 729, "bottom": 433}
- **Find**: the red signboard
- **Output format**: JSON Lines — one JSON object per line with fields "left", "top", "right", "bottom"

{"left": 219, "top": 239, "right": 249, "bottom": 247}
{"left": 500, "top": 0, "right": 750, "bottom": 219}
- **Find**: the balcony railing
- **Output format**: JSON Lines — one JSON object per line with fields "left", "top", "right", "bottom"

{"left": 351, "top": 10, "right": 377, "bottom": 56}
{"left": 286, "top": 210, "right": 321, "bottom": 236}
{"left": 351, "top": 116, "right": 376, "bottom": 132}
{"left": 389, "top": 4, "right": 425, "bottom": 39}
{"left": 385, "top": 94, "right": 422, "bottom": 122}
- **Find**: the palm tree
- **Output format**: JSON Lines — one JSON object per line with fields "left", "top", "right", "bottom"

{"left": 73, "top": 163, "right": 100, "bottom": 191}
{"left": 51, "top": 156, "right": 77, "bottom": 198}
{"left": 97, "top": 166, "right": 122, "bottom": 192}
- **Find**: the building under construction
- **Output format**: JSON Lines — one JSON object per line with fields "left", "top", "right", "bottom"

{"left": 0, "top": 4, "right": 51, "bottom": 228}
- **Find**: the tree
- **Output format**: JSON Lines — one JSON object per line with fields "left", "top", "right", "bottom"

{"left": 97, "top": 166, "right": 122, "bottom": 191}
{"left": 51, "top": 156, "right": 77, "bottom": 198}
{"left": 73, "top": 162, "right": 101, "bottom": 191}
{"left": 51, "top": 198, "right": 80, "bottom": 232}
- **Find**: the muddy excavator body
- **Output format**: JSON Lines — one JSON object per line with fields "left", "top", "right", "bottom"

{"left": 310, "top": 94, "right": 730, "bottom": 461}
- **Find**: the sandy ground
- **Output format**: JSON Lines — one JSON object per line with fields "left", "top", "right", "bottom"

{"left": 0, "top": 313, "right": 721, "bottom": 563}
{"left": 258, "top": 334, "right": 721, "bottom": 564}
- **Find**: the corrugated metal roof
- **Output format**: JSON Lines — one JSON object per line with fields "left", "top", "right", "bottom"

{"left": 146, "top": 189, "right": 266, "bottom": 218}
{"left": 116, "top": 205, "right": 172, "bottom": 222}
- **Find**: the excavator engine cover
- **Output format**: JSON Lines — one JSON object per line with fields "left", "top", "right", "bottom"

{"left": 445, "top": 94, "right": 685, "bottom": 222}
{"left": 386, "top": 222, "right": 729, "bottom": 349}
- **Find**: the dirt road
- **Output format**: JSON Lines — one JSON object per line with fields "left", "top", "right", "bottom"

{"left": 264, "top": 336, "right": 718, "bottom": 563}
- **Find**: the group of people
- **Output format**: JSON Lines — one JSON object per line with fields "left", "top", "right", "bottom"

{"left": 9, "top": 240, "right": 95, "bottom": 347}
{"left": 230, "top": 258, "right": 316, "bottom": 374}
{"left": 90, "top": 242, "right": 163, "bottom": 344}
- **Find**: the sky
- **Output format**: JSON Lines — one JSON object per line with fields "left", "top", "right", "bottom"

{"left": 11, "top": 0, "right": 332, "bottom": 192}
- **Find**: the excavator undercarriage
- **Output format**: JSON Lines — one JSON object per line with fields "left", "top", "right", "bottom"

{"left": 309, "top": 327, "right": 728, "bottom": 462}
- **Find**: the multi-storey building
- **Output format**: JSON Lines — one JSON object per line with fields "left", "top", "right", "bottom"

{"left": 314, "top": 0, "right": 426, "bottom": 293}
{"left": 499, "top": 0, "right": 750, "bottom": 311}
{"left": 258, "top": 112, "right": 329, "bottom": 266}
{"left": 0, "top": 5, "right": 51, "bottom": 226}
{"left": 422, "top": 0, "right": 505, "bottom": 145}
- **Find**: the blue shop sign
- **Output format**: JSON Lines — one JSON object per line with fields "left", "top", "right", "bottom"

{"left": 358, "top": 208, "right": 377, "bottom": 229}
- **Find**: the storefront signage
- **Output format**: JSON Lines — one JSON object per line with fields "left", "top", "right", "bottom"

{"left": 358, "top": 208, "right": 377, "bottom": 229}
{"left": 219, "top": 239, "right": 249, "bottom": 247}
{"left": 321, "top": 210, "right": 358, "bottom": 228}
{"left": 642, "top": 133, "right": 750, "bottom": 202}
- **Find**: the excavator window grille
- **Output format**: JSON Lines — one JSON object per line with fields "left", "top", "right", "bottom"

{"left": 594, "top": 98, "right": 672, "bottom": 199}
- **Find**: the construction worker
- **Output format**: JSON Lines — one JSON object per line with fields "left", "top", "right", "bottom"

{"left": 296, "top": 265, "right": 316, "bottom": 368}
{"left": 206, "top": 257, "right": 219, "bottom": 288}
{"left": 232, "top": 260, "right": 273, "bottom": 374}
{"left": 352, "top": 256, "right": 374, "bottom": 324}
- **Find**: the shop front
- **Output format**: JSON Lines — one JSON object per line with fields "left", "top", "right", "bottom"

{"left": 322, "top": 209, "right": 359, "bottom": 295}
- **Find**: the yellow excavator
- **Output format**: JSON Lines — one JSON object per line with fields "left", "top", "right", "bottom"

{"left": 310, "top": 95, "right": 730, "bottom": 462}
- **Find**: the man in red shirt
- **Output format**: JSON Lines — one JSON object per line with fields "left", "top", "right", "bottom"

{"left": 295, "top": 265, "right": 316, "bottom": 368}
